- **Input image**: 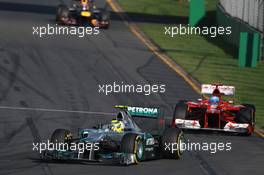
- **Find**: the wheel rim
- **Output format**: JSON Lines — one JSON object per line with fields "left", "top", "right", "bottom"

{"left": 136, "top": 141, "right": 144, "bottom": 160}
{"left": 178, "top": 132, "right": 185, "bottom": 155}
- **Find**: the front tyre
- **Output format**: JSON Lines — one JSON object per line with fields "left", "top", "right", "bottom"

{"left": 161, "top": 127, "right": 184, "bottom": 159}
{"left": 50, "top": 129, "right": 72, "bottom": 150}
{"left": 50, "top": 129, "right": 72, "bottom": 143}
{"left": 121, "top": 133, "right": 144, "bottom": 163}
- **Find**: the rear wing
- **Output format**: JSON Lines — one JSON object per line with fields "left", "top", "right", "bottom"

{"left": 201, "top": 84, "right": 235, "bottom": 96}
{"left": 115, "top": 105, "right": 164, "bottom": 135}
{"left": 115, "top": 105, "right": 161, "bottom": 118}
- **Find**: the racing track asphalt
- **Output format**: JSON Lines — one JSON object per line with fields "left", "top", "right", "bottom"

{"left": 0, "top": 0, "right": 263, "bottom": 175}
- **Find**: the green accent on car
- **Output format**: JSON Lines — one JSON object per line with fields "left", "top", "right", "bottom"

{"left": 127, "top": 106, "right": 159, "bottom": 118}
{"left": 115, "top": 105, "right": 159, "bottom": 118}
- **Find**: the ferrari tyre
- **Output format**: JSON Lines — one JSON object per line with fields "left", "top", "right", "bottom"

{"left": 173, "top": 100, "right": 188, "bottom": 119}
{"left": 161, "top": 127, "right": 184, "bottom": 159}
{"left": 237, "top": 105, "right": 255, "bottom": 125}
{"left": 237, "top": 104, "right": 255, "bottom": 136}
{"left": 121, "top": 133, "right": 144, "bottom": 163}
{"left": 241, "top": 104, "right": 256, "bottom": 124}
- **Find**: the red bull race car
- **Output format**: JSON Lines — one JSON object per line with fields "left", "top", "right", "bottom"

{"left": 172, "top": 84, "right": 256, "bottom": 135}
{"left": 56, "top": 0, "right": 110, "bottom": 28}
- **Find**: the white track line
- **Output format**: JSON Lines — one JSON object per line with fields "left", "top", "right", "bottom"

{"left": 0, "top": 106, "right": 115, "bottom": 116}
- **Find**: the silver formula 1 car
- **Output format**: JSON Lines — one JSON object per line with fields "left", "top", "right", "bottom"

{"left": 41, "top": 106, "right": 184, "bottom": 165}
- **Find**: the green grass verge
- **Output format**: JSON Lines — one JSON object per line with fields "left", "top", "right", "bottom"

{"left": 118, "top": 0, "right": 264, "bottom": 129}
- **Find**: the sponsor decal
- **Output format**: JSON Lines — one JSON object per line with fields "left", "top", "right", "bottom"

{"left": 127, "top": 107, "right": 158, "bottom": 117}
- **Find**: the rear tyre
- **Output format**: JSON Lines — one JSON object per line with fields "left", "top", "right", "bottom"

{"left": 161, "top": 127, "right": 184, "bottom": 159}
{"left": 120, "top": 133, "right": 144, "bottom": 163}
{"left": 173, "top": 100, "right": 188, "bottom": 119}
{"left": 100, "top": 11, "right": 110, "bottom": 29}
{"left": 172, "top": 100, "right": 188, "bottom": 127}
{"left": 237, "top": 104, "right": 255, "bottom": 136}
{"left": 101, "top": 11, "right": 110, "bottom": 21}
{"left": 237, "top": 105, "right": 255, "bottom": 124}
{"left": 241, "top": 104, "right": 256, "bottom": 124}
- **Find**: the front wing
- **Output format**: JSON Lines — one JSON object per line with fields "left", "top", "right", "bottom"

{"left": 174, "top": 119, "right": 250, "bottom": 134}
{"left": 41, "top": 149, "right": 137, "bottom": 165}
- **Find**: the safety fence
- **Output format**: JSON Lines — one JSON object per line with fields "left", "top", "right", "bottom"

{"left": 219, "top": 0, "right": 263, "bottom": 32}
{"left": 217, "top": 0, "right": 263, "bottom": 60}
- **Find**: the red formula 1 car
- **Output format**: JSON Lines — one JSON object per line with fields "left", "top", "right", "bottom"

{"left": 56, "top": 0, "right": 110, "bottom": 28}
{"left": 172, "top": 84, "right": 256, "bottom": 135}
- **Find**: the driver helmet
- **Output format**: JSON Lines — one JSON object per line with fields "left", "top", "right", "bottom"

{"left": 209, "top": 96, "right": 220, "bottom": 104}
{"left": 111, "top": 119, "right": 125, "bottom": 133}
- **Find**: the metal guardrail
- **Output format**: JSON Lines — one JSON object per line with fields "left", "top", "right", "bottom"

{"left": 219, "top": 0, "right": 263, "bottom": 33}
{"left": 219, "top": 0, "right": 264, "bottom": 60}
